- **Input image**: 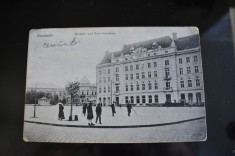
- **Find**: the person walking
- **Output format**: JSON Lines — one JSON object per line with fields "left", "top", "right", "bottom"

{"left": 111, "top": 101, "right": 116, "bottom": 116}
{"left": 58, "top": 102, "right": 65, "bottom": 120}
{"left": 95, "top": 103, "right": 102, "bottom": 124}
{"left": 82, "top": 103, "right": 87, "bottom": 116}
{"left": 87, "top": 102, "right": 95, "bottom": 126}
{"left": 127, "top": 101, "right": 132, "bottom": 116}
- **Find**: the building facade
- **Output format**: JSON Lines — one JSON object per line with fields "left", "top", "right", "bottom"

{"left": 96, "top": 33, "right": 205, "bottom": 106}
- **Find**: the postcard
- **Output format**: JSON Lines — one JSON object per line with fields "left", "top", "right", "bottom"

{"left": 23, "top": 27, "right": 207, "bottom": 143}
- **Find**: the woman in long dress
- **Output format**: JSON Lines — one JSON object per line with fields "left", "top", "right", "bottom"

{"left": 87, "top": 102, "right": 95, "bottom": 126}
{"left": 58, "top": 103, "right": 65, "bottom": 120}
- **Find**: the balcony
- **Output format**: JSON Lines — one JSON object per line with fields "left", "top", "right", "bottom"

{"left": 114, "top": 81, "right": 120, "bottom": 85}
{"left": 114, "top": 91, "right": 120, "bottom": 95}
{"left": 163, "top": 87, "right": 173, "bottom": 92}
{"left": 164, "top": 76, "right": 171, "bottom": 80}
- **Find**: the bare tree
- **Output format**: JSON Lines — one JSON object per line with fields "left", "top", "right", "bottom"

{"left": 65, "top": 80, "right": 80, "bottom": 121}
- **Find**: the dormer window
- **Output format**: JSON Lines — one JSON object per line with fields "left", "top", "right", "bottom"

{"left": 130, "top": 47, "right": 134, "bottom": 53}
{"left": 152, "top": 42, "right": 157, "bottom": 49}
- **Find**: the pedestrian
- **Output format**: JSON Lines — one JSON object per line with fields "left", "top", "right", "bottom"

{"left": 87, "top": 102, "right": 95, "bottom": 126}
{"left": 58, "top": 102, "right": 65, "bottom": 120}
{"left": 95, "top": 103, "right": 102, "bottom": 124}
{"left": 127, "top": 101, "right": 132, "bottom": 116}
{"left": 82, "top": 103, "right": 87, "bottom": 116}
{"left": 111, "top": 101, "right": 116, "bottom": 116}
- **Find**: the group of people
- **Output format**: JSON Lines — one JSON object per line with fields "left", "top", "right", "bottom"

{"left": 58, "top": 101, "right": 134, "bottom": 126}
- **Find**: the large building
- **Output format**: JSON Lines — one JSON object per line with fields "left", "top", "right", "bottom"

{"left": 96, "top": 32, "right": 205, "bottom": 106}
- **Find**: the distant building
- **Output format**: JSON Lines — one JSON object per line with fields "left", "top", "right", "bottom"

{"left": 38, "top": 97, "right": 50, "bottom": 105}
{"left": 96, "top": 32, "right": 205, "bottom": 106}
{"left": 65, "top": 76, "right": 97, "bottom": 105}
{"left": 26, "top": 83, "right": 65, "bottom": 100}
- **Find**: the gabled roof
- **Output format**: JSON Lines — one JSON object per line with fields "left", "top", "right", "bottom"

{"left": 98, "top": 34, "right": 200, "bottom": 65}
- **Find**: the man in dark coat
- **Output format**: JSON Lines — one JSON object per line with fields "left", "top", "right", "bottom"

{"left": 82, "top": 103, "right": 87, "bottom": 116}
{"left": 87, "top": 102, "right": 95, "bottom": 126}
{"left": 111, "top": 101, "right": 116, "bottom": 116}
{"left": 95, "top": 103, "right": 102, "bottom": 124}
{"left": 127, "top": 101, "right": 132, "bottom": 116}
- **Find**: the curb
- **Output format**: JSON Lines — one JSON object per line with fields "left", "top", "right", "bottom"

{"left": 24, "top": 116, "right": 205, "bottom": 128}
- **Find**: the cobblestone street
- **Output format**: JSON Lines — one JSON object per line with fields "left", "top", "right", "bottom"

{"left": 23, "top": 105, "right": 206, "bottom": 143}
{"left": 24, "top": 118, "right": 206, "bottom": 143}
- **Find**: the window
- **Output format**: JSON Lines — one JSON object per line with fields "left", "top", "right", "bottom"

{"left": 125, "top": 84, "right": 128, "bottom": 91}
{"left": 186, "top": 57, "right": 190, "bottom": 63}
{"left": 154, "top": 62, "right": 157, "bottom": 67}
{"left": 165, "top": 60, "right": 169, "bottom": 66}
{"left": 136, "top": 64, "right": 139, "bottom": 70}
{"left": 130, "top": 65, "right": 133, "bottom": 70}
{"left": 187, "top": 67, "right": 191, "bottom": 74}
{"left": 116, "top": 67, "right": 119, "bottom": 72}
{"left": 180, "top": 68, "right": 183, "bottom": 75}
{"left": 136, "top": 96, "right": 140, "bottom": 103}
{"left": 142, "top": 96, "right": 146, "bottom": 103}
{"left": 104, "top": 86, "right": 106, "bottom": 93}
{"left": 125, "top": 66, "right": 128, "bottom": 71}
{"left": 148, "top": 71, "right": 151, "bottom": 78}
{"left": 136, "top": 73, "right": 139, "bottom": 79}
{"left": 195, "top": 66, "right": 199, "bottom": 73}
{"left": 154, "top": 71, "right": 157, "bottom": 77}
{"left": 108, "top": 85, "right": 110, "bottom": 93}
{"left": 179, "top": 58, "right": 182, "bottom": 64}
{"left": 108, "top": 77, "right": 110, "bottom": 82}
{"left": 149, "top": 95, "right": 152, "bottom": 103}
{"left": 103, "top": 77, "right": 106, "bottom": 83}
{"left": 82, "top": 91, "right": 84, "bottom": 95}
{"left": 87, "top": 91, "right": 89, "bottom": 95}
{"left": 154, "top": 95, "right": 158, "bottom": 103}
{"left": 142, "top": 83, "right": 145, "bottom": 90}
{"left": 136, "top": 83, "right": 140, "bottom": 91}
{"left": 116, "top": 86, "right": 119, "bottom": 92}
{"left": 130, "top": 96, "right": 134, "bottom": 104}
{"left": 99, "top": 78, "right": 102, "bottom": 83}
{"left": 194, "top": 56, "right": 198, "bottom": 62}
{"left": 154, "top": 81, "right": 158, "bottom": 89}
{"left": 154, "top": 53, "right": 156, "bottom": 56}
{"left": 103, "top": 69, "right": 106, "bottom": 74}
{"left": 99, "top": 87, "right": 101, "bottom": 93}
{"left": 130, "top": 74, "right": 133, "bottom": 80}
{"left": 148, "top": 82, "right": 152, "bottom": 90}
{"left": 188, "top": 79, "right": 192, "bottom": 87}
{"left": 125, "top": 96, "right": 128, "bottom": 104}
{"left": 166, "top": 94, "right": 171, "bottom": 102}
{"left": 125, "top": 74, "right": 128, "bottom": 80}
{"left": 92, "top": 91, "right": 93, "bottom": 95}
{"left": 196, "top": 78, "right": 200, "bottom": 86}
{"left": 116, "top": 74, "right": 119, "bottom": 81}
{"left": 99, "top": 70, "right": 102, "bottom": 75}
{"left": 108, "top": 69, "right": 110, "bottom": 74}
{"left": 131, "top": 83, "right": 133, "bottom": 91}
{"left": 165, "top": 68, "right": 170, "bottom": 77}
{"left": 142, "top": 72, "right": 145, "bottom": 78}
{"left": 148, "top": 63, "right": 151, "bottom": 68}
{"left": 166, "top": 81, "right": 171, "bottom": 88}
{"left": 180, "top": 80, "right": 184, "bottom": 88}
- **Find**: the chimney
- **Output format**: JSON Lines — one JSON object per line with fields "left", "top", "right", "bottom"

{"left": 172, "top": 32, "right": 177, "bottom": 40}
{"left": 105, "top": 51, "right": 109, "bottom": 55}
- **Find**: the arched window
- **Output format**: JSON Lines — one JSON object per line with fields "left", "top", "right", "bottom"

{"left": 148, "top": 81, "right": 152, "bottom": 90}
{"left": 136, "top": 96, "right": 140, "bottom": 103}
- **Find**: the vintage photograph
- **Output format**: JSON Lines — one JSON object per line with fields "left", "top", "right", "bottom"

{"left": 23, "top": 27, "right": 207, "bottom": 143}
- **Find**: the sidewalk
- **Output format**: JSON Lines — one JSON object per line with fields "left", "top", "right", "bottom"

{"left": 24, "top": 105, "right": 206, "bottom": 126}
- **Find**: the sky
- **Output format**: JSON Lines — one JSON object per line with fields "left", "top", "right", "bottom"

{"left": 26, "top": 27, "right": 199, "bottom": 88}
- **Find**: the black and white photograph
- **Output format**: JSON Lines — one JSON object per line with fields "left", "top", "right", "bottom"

{"left": 23, "top": 27, "right": 207, "bottom": 143}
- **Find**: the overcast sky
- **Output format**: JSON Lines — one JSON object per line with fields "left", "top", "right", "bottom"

{"left": 26, "top": 27, "right": 199, "bottom": 87}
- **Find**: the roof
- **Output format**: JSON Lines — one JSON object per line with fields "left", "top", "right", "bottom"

{"left": 99, "top": 34, "right": 200, "bottom": 65}
{"left": 80, "top": 76, "right": 90, "bottom": 85}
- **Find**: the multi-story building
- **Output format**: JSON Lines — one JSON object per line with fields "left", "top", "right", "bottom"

{"left": 96, "top": 32, "right": 205, "bottom": 106}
